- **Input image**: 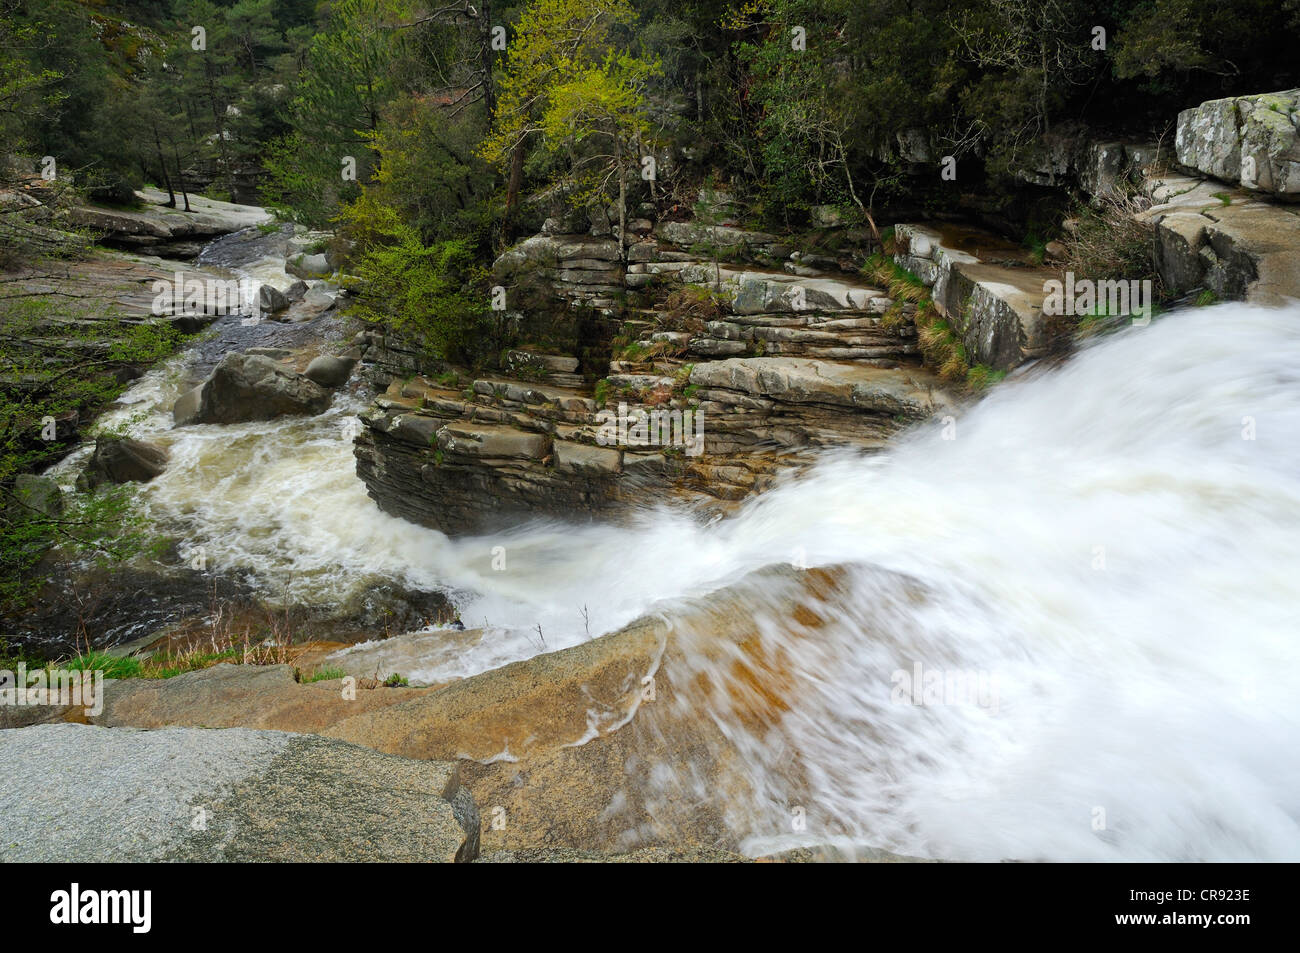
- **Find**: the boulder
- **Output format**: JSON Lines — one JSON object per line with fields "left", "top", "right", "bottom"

{"left": 0, "top": 724, "right": 479, "bottom": 862}
{"left": 287, "top": 252, "right": 331, "bottom": 279}
{"left": 83, "top": 437, "right": 168, "bottom": 488}
{"left": 174, "top": 352, "right": 332, "bottom": 425}
{"left": 1141, "top": 173, "right": 1300, "bottom": 304}
{"left": 171, "top": 383, "right": 205, "bottom": 425}
{"left": 304, "top": 353, "right": 356, "bottom": 388}
{"left": 86, "top": 566, "right": 936, "bottom": 859}
{"left": 258, "top": 283, "right": 289, "bottom": 313}
{"left": 1176, "top": 90, "right": 1300, "bottom": 197}
{"left": 299, "top": 287, "right": 337, "bottom": 316}
{"left": 11, "top": 473, "right": 63, "bottom": 518}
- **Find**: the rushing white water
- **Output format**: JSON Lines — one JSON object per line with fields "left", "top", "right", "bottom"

{"left": 66, "top": 301, "right": 1300, "bottom": 860}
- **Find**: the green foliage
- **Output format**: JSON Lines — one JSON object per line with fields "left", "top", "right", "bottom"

{"left": 965, "top": 364, "right": 1006, "bottom": 391}
{"left": 383, "top": 672, "right": 409, "bottom": 687}
{"left": 340, "top": 195, "right": 493, "bottom": 364}
{"left": 363, "top": 94, "right": 496, "bottom": 245}
{"left": 305, "top": 666, "right": 347, "bottom": 682}
{"left": 1, "top": 480, "right": 168, "bottom": 614}
{"left": 59, "top": 650, "right": 144, "bottom": 680}
{"left": 0, "top": 296, "right": 183, "bottom": 614}
{"left": 0, "top": 302, "right": 183, "bottom": 479}
{"left": 0, "top": 1, "right": 66, "bottom": 156}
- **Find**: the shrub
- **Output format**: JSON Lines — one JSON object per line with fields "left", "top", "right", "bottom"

{"left": 340, "top": 196, "right": 494, "bottom": 365}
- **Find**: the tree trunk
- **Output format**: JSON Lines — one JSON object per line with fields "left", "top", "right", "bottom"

{"left": 204, "top": 63, "right": 234, "bottom": 198}
{"left": 502, "top": 140, "right": 525, "bottom": 245}
{"left": 479, "top": 0, "right": 497, "bottom": 118}
{"left": 616, "top": 138, "right": 627, "bottom": 260}
{"left": 152, "top": 123, "right": 176, "bottom": 208}
{"left": 172, "top": 142, "right": 192, "bottom": 212}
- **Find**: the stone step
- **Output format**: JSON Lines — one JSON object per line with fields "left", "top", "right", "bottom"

{"left": 893, "top": 222, "right": 1058, "bottom": 370}
{"left": 677, "top": 263, "right": 890, "bottom": 314}
{"left": 688, "top": 357, "right": 954, "bottom": 418}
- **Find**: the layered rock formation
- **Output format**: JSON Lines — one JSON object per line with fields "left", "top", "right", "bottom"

{"left": 892, "top": 223, "right": 1059, "bottom": 370}
{"left": 1141, "top": 173, "right": 1300, "bottom": 304}
{"left": 356, "top": 215, "right": 957, "bottom": 534}
{"left": 352, "top": 90, "right": 1300, "bottom": 537}
{"left": 65, "top": 187, "right": 271, "bottom": 258}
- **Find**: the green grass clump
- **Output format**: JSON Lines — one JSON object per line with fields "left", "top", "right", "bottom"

{"left": 61, "top": 651, "right": 144, "bottom": 680}
{"left": 966, "top": 364, "right": 1007, "bottom": 391}
{"left": 305, "top": 666, "right": 347, "bottom": 683}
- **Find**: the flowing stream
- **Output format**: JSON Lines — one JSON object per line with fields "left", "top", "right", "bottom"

{"left": 53, "top": 269, "right": 1300, "bottom": 859}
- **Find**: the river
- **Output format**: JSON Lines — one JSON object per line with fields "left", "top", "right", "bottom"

{"left": 42, "top": 227, "right": 1300, "bottom": 859}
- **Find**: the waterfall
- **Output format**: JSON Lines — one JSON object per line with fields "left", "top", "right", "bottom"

{"left": 62, "top": 300, "right": 1300, "bottom": 859}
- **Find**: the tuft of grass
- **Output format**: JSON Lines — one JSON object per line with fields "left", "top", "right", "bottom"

{"left": 863, "top": 254, "right": 982, "bottom": 386}
{"left": 863, "top": 254, "right": 928, "bottom": 304}
{"left": 1195, "top": 289, "right": 1219, "bottom": 307}
{"left": 383, "top": 672, "right": 409, "bottom": 687}
{"left": 146, "top": 647, "right": 241, "bottom": 679}
{"left": 916, "top": 304, "right": 968, "bottom": 382}
{"left": 879, "top": 300, "right": 909, "bottom": 332}
{"left": 305, "top": 666, "right": 347, "bottom": 683}
{"left": 1024, "top": 233, "right": 1048, "bottom": 265}
{"left": 61, "top": 651, "right": 144, "bottom": 680}
{"left": 966, "top": 364, "right": 1007, "bottom": 391}
{"left": 593, "top": 379, "right": 612, "bottom": 406}
{"left": 661, "top": 285, "right": 728, "bottom": 330}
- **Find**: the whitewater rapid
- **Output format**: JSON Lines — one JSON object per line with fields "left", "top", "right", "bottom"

{"left": 70, "top": 300, "right": 1300, "bottom": 860}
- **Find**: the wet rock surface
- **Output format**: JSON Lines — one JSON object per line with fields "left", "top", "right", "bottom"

{"left": 66, "top": 566, "right": 933, "bottom": 860}
{"left": 176, "top": 352, "right": 333, "bottom": 425}
{"left": 82, "top": 436, "right": 169, "bottom": 488}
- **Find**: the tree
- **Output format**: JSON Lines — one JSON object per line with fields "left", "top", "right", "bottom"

{"left": 951, "top": 0, "right": 1093, "bottom": 155}
{"left": 538, "top": 51, "right": 661, "bottom": 255}
{"left": 478, "top": 0, "right": 647, "bottom": 239}
{"left": 263, "top": 0, "right": 415, "bottom": 224}
{"left": 340, "top": 194, "right": 491, "bottom": 364}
